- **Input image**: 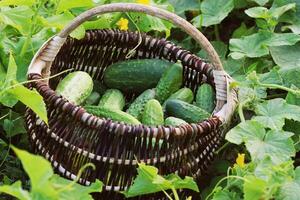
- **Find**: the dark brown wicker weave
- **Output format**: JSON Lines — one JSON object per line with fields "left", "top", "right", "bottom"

{"left": 25, "top": 3, "right": 237, "bottom": 200}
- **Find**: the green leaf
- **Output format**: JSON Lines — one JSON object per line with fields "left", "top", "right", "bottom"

{"left": 212, "top": 188, "right": 240, "bottom": 200}
{"left": 283, "top": 20, "right": 300, "bottom": 34}
{"left": 229, "top": 32, "right": 270, "bottom": 59}
{"left": 279, "top": 67, "right": 300, "bottom": 88}
{"left": 124, "top": 163, "right": 199, "bottom": 197}
{"left": 0, "top": 0, "right": 36, "bottom": 6}
{"left": 57, "top": 0, "right": 94, "bottom": 13}
{"left": 230, "top": 32, "right": 300, "bottom": 59}
{"left": 250, "top": 0, "right": 269, "bottom": 6}
{"left": 2, "top": 111, "right": 26, "bottom": 137}
{"left": 50, "top": 175, "right": 103, "bottom": 200}
{"left": 232, "top": 23, "right": 256, "bottom": 38}
{"left": 0, "top": 181, "right": 30, "bottom": 200}
{"left": 245, "top": 7, "right": 270, "bottom": 19}
{"left": 243, "top": 176, "right": 267, "bottom": 200}
{"left": 253, "top": 98, "right": 300, "bottom": 130}
{"left": 42, "top": 12, "right": 85, "bottom": 39}
{"left": 267, "top": 33, "right": 300, "bottom": 46}
{"left": 12, "top": 147, "right": 54, "bottom": 192}
{"left": 168, "top": 0, "right": 199, "bottom": 14}
{"left": 0, "top": 6, "right": 34, "bottom": 35}
{"left": 226, "top": 120, "right": 295, "bottom": 164}
{"left": 199, "top": 0, "right": 234, "bottom": 27}
{"left": 129, "top": 13, "right": 172, "bottom": 35}
{"left": 270, "top": 3, "right": 296, "bottom": 19}
{"left": 198, "top": 41, "right": 228, "bottom": 60}
{"left": 279, "top": 167, "right": 300, "bottom": 200}
{"left": 270, "top": 43, "right": 300, "bottom": 69}
{"left": 8, "top": 85, "right": 48, "bottom": 124}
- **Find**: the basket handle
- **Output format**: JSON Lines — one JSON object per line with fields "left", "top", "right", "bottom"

{"left": 28, "top": 3, "right": 238, "bottom": 123}
{"left": 59, "top": 3, "right": 223, "bottom": 71}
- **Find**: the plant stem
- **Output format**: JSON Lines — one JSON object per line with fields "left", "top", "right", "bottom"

{"left": 215, "top": 142, "right": 230, "bottom": 154}
{"left": 171, "top": 187, "right": 179, "bottom": 200}
{"left": 214, "top": 24, "right": 221, "bottom": 41}
{"left": 259, "top": 82, "right": 300, "bottom": 96}
{"left": 238, "top": 103, "right": 246, "bottom": 122}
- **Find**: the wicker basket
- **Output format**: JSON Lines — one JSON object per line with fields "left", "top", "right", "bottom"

{"left": 25, "top": 3, "right": 238, "bottom": 199}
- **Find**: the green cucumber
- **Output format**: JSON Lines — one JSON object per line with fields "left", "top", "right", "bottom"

{"left": 85, "top": 106, "right": 140, "bottom": 125}
{"left": 142, "top": 99, "right": 164, "bottom": 126}
{"left": 98, "top": 89, "right": 125, "bottom": 110}
{"left": 103, "top": 59, "right": 173, "bottom": 93}
{"left": 155, "top": 62, "right": 183, "bottom": 103}
{"left": 166, "top": 99, "right": 210, "bottom": 123}
{"left": 127, "top": 89, "right": 156, "bottom": 119}
{"left": 85, "top": 92, "right": 101, "bottom": 105}
{"left": 162, "top": 87, "right": 194, "bottom": 108}
{"left": 195, "top": 83, "right": 215, "bottom": 113}
{"left": 165, "top": 117, "right": 187, "bottom": 126}
{"left": 56, "top": 71, "right": 93, "bottom": 105}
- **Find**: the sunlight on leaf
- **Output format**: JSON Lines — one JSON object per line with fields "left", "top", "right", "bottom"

{"left": 8, "top": 85, "right": 48, "bottom": 124}
{"left": 0, "top": 181, "right": 30, "bottom": 200}
{"left": 57, "top": 0, "right": 94, "bottom": 14}
{"left": 226, "top": 120, "right": 295, "bottom": 164}
{"left": 0, "top": 0, "right": 36, "bottom": 7}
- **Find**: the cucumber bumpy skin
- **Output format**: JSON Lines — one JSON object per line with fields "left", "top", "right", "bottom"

{"left": 85, "top": 106, "right": 141, "bottom": 125}
{"left": 98, "top": 89, "right": 125, "bottom": 110}
{"left": 127, "top": 89, "right": 156, "bottom": 120}
{"left": 195, "top": 83, "right": 215, "bottom": 113}
{"left": 103, "top": 59, "right": 173, "bottom": 93}
{"left": 165, "top": 117, "right": 187, "bottom": 126}
{"left": 166, "top": 99, "right": 210, "bottom": 123}
{"left": 155, "top": 62, "right": 183, "bottom": 103}
{"left": 142, "top": 99, "right": 164, "bottom": 126}
{"left": 55, "top": 71, "right": 93, "bottom": 105}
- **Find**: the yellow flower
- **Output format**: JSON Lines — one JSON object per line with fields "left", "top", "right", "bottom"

{"left": 117, "top": 17, "right": 129, "bottom": 31}
{"left": 235, "top": 153, "right": 245, "bottom": 168}
{"left": 136, "top": 0, "right": 150, "bottom": 5}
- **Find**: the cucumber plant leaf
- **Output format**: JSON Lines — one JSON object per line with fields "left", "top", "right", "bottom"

{"left": 168, "top": 0, "right": 199, "bottom": 14}
{"left": 0, "top": 6, "right": 34, "bottom": 35}
{"left": 0, "top": 0, "right": 36, "bottom": 7}
{"left": 195, "top": 0, "right": 234, "bottom": 27}
{"left": 56, "top": 0, "right": 94, "bottom": 14}
{"left": 229, "top": 32, "right": 300, "bottom": 59}
{"left": 250, "top": 0, "right": 269, "bottom": 6}
{"left": 243, "top": 176, "right": 267, "bottom": 200}
{"left": 123, "top": 163, "right": 199, "bottom": 198}
{"left": 253, "top": 98, "right": 300, "bottom": 130}
{"left": 270, "top": 43, "right": 300, "bottom": 69}
{"left": 279, "top": 167, "right": 300, "bottom": 200}
{"left": 0, "top": 147, "right": 103, "bottom": 200}
{"left": 226, "top": 120, "right": 295, "bottom": 164}
{"left": 0, "top": 181, "right": 30, "bottom": 200}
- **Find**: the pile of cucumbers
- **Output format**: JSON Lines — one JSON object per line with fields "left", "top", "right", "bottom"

{"left": 55, "top": 59, "right": 216, "bottom": 126}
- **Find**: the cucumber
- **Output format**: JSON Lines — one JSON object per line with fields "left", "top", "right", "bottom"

{"left": 165, "top": 117, "right": 187, "bottom": 126}
{"left": 142, "top": 99, "right": 164, "bottom": 126}
{"left": 195, "top": 83, "right": 215, "bottom": 113}
{"left": 166, "top": 99, "right": 210, "bottom": 123}
{"left": 127, "top": 89, "right": 156, "bottom": 120}
{"left": 56, "top": 71, "right": 93, "bottom": 105}
{"left": 155, "top": 62, "right": 183, "bottom": 103}
{"left": 98, "top": 89, "right": 125, "bottom": 110}
{"left": 162, "top": 87, "right": 194, "bottom": 108}
{"left": 85, "top": 92, "right": 101, "bottom": 105}
{"left": 103, "top": 59, "right": 173, "bottom": 93}
{"left": 85, "top": 106, "right": 141, "bottom": 125}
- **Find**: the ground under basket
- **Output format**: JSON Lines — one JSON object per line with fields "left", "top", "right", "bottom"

{"left": 25, "top": 3, "right": 238, "bottom": 199}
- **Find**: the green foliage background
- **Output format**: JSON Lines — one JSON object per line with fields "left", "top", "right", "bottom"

{"left": 1, "top": 0, "right": 300, "bottom": 199}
